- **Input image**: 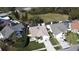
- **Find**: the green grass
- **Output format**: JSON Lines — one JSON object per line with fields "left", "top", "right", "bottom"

{"left": 16, "top": 41, "right": 45, "bottom": 51}
{"left": 48, "top": 32, "right": 59, "bottom": 45}
{"left": 9, "top": 41, "right": 45, "bottom": 51}
{"left": 28, "top": 13, "right": 69, "bottom": 23}
{"left": 66, "top": 31, "right": 79, "bottom": 45}
{"left": 54, "top": 46, "right": 61, "bottom": 50}
{"left": 50, "top": 37, "right": 59, "bottom": 45}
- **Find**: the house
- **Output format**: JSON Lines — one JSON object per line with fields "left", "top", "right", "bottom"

{"left": 29, "top": 25, "right": 49, "bottom": 42}
{"left": 0, "top": 23, "right": 24, "bottom": 39}
{"left": 47, "top": 23, "right": 70, "bottom": 49}
{"left": 0, "top": 14, "right": 24, "bottom": 38}
{"left": 0, "top": 25, "right": 14, "bottom": 39}
{"left": 70, "top": 20, "right": 79, "bottom": 33}
{"left": 11, "top": 23, "right": 25, "bottom": 38}
{"left": 12, "top": 23, "right": 24, "bottom": 31}
{"left": 28, "top": 25, "right": 56, "bottom": 51}
{"left": 0, "top": 20, "right": 11, "bottom": 27}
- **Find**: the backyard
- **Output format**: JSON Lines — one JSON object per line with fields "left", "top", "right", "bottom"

{"left": 28, "top": 13, "right": 69, "bottom": 23}
{"left": 65, "top": 31, "right": 79, "bottom": 45}
{"left": 16, "top": 41, "right": 45, "bottom": 51}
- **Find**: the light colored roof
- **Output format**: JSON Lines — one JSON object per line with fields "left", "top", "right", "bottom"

{"left": 29, "top": 25, "right": 49, "bottom": 37}
{"left": 0, "top": 16, "right": 10, "bottom": 20}
{"left": 71, "top": 20, "right": 79, "bottom": 30}
{"left": 10, "top": 20, "right": 20, "bottom": 23}
{"left": 0, "top": 11, "right": 11, "bottom": 16}
{"left": 1, "top": 25, "right": 14, "bottom": 39}
{"left": 50, "top": 23, "right": 68, "bottom": 35}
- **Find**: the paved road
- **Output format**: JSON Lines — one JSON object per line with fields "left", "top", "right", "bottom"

{"left": 56, "top": 37, "right": 70, "bottom": 49}
{"left": 60, "top": 44, "right": 79, "bottom": 51}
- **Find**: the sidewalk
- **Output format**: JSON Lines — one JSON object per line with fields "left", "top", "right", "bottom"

{"left": 43, "top": 38, "right": 56, "bottom": 51}
{"left": 32, "top": 48, "right": 46, "bottom": 51}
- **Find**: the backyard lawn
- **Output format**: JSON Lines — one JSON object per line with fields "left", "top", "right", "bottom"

{"left": 16, "top": 41, "right": 45, "bottom": 51}
{"left": 28, "top": 13, "right": 69, "bottom": 23}
{"left": 66, "top": 31, "right": 79, "bottom": 45}
{"left": 9, "top": 41, "right": 45, "bottom": 51}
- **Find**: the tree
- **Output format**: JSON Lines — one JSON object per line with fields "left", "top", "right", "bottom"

{"left": 21, "top": 11, "right": 28, "bottom": 21}
{"left": 30, "top": 16, "right": 44, "bottom": 26}
{"left": 69, "top": 8, "right": 79, "bottom": 19}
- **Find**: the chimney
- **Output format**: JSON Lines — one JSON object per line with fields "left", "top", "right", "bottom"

{"left": 51, "top": 22, "right": 53, "bottom": 24}
{"left": 41, "top": 23, "right": 45, "bottom": 26}
{"left": 38, "top": 24, "right": 40, "bottom": 26}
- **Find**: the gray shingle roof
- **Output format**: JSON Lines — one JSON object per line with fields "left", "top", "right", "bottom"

{"left": 12, "top": 23, "right": 24, "bottom": 31}
{"left": 50, "top": 23, "right": 68, "bottom": 35}
{"left": 1, "top": 25, "right": 14, "bottom": 39}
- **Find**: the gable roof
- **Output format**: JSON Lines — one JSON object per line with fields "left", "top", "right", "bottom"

{"left": 1, "top": 25, "right": 14, "bottom": 39}
{"left": 71, "top": 20, "right": 79, "bottom": 30}
{"left": 50, "top": 23, "right": 68, "bottom": 35}
{"left": 12, "top": 23, "right": 24, "bottom": 31}
{"left": 29, "top": 25, "right": 49, "bottom": 37}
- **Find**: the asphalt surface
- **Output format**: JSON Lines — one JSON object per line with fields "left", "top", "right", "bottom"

{"left": 60, "top": 44, "right": 79, "bottom": 51}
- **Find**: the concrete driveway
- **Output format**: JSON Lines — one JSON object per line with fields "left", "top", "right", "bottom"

{"left": 60, "top": 44, "right": 79, "bottom": 51}
{"left": 43, "top": 37, "right": 56, "bottom": 51}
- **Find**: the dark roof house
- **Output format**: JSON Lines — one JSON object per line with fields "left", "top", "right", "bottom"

{"left": 12, "top": 23, "right": 24, "bottom": 31}
{"left": 1, "top": 25, "right": 14, "bottom": 39}
{"left": 50, "top": 23, "right": 68, "bottom": 35}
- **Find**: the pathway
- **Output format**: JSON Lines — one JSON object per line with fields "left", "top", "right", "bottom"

{"left": 43, "top": 37, "right": 56, "bottom": 51}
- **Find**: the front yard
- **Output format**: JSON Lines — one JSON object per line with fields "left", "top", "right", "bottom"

{"left": 48, "top": 32, "right": 62, "bottom": 50}
{"left": 48, "top": 32, "right": 59, "bottom": 45}
{"left": 65, "top": 31, "right": 79, "bottom": 45}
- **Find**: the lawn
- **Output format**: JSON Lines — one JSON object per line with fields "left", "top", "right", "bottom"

{"left": 28, "top": 13, "right": 69, "bottom": 23}
{"left": 66, "top": 31, "right": 79, "bottom": 45}
{"left": 48, "top": 32, "right": 59, "bottom": 45}
{"left": 50, "top": 37, "right": 59, "bottom": 45}
{"left": 9, "top": 28, "right": 45, "bottom": 51}
{"left": 54, "top": 46, "right": 62, "bottom": 50}
{"left": 16, "top": 41, "right": 45, "bottom": 51}
{"left": 9, "top": 41, "right": 45, "bottom": 51}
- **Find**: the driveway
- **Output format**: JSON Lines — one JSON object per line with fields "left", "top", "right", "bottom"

{"left": 56, "top": 37, "right": 70, "bottom": 49}
{"left": 43, "top": 38, "right": 56, "bottom": 51}
{"left": 60, "top": 44, "right": 79, "bottom": 51}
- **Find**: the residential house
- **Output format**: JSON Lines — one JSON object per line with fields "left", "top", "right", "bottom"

{"left": 70, "top": 20, "right": 79, "bottom": 33}
{"left": 29, "top": 25, "right": 49, "bottom": 42}
{"left": 12, "top": 23, "right": 25, "bottom": 38}
{"left": 47, "top": 23, "right": 70, "bottom": 49}
{"left": 12, "top": 23, "right": 24, "bottom": 31}
{"left": 0, "top": 13, "right": 25, "bottom": 39}
{"left": 0, "top": 25, "right": 14, "bottom": 40}
{"left": 29, "top": 24, "right": 56, "bottom": 51}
